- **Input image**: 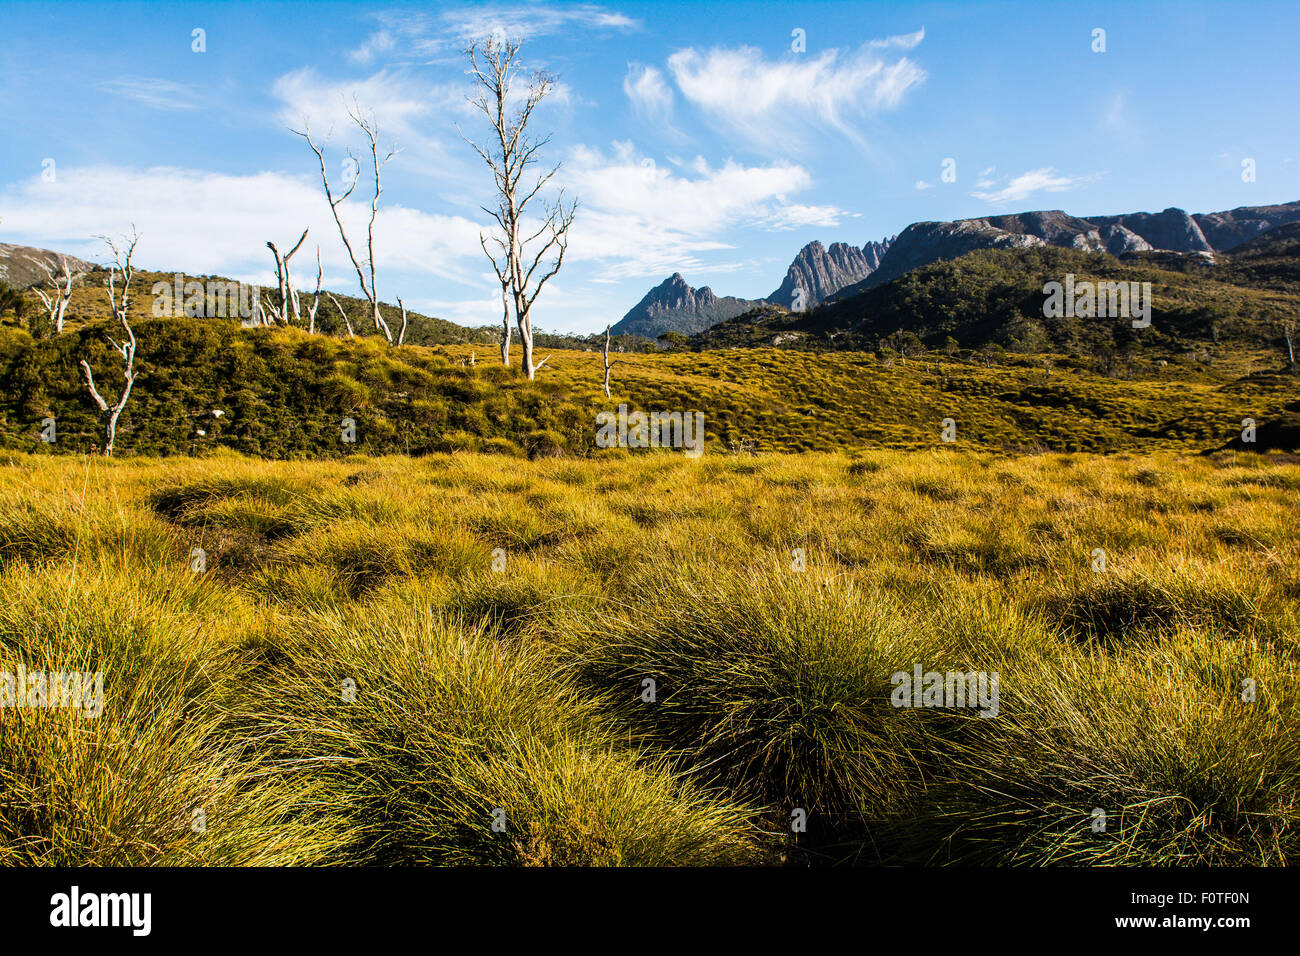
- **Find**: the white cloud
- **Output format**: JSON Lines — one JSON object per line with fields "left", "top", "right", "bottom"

{"left": 99, "top": 77, "right": 200, "bottom": 111}
{"left": 348, "top": 29, "right": 396, "bottom": 65}
{"left": 0, "top": 165, "right": 484, "bottom": 293}
{"left": 348, "top": 4, "right": 639, "bottom": 62}
{"left": 867, "top": 28, "right": 927, "bottom": 50}
{"left": 441, "top": 2, "right": 638, "bottom": 42}
{"left": 272, "top": 67, "right": 465, "bottom": 153}
{"left": 761, "top": 203, "right": 845, "bottom": 230}
{"left": 623, "top": 63, "right": 674, "bottom": 127}
{"left": 556, "top": 141, "right": 833, "bottom": 279}
{"left": 970, "top": 167, "right": 1103, "bottom": 204}
{"left": 666, "top": 30, "right": 926, "bottom": 149}
{"left": 915, "top": 180, "right": 933, "bottom": 190}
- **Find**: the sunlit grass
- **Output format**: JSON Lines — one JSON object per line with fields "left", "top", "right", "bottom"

{"left": 0, "top": 447, "right": 1295, "bottom": 865}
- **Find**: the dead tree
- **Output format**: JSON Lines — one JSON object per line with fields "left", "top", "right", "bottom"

{"left": 464, "top": 37, "right": 577, "bottom": 380}
{"left": 1282, "top": 315, "right": 1297, "bottom": 372}
{"left": 481, "top": 233, "right": 512, "bottom": 364}
{"left": 33, "top": 256, "right": 75, "bottom": 334}
{"left": 266, "top": 228, "right": 309, "bottom": 325}
{"left": 296, "top": 105, "right": 397, "bottom": 342}
{"left": 327, "top": 293, "right": 355, "bottom": 337}
{"left": 308, "top": 247, "right": 323, "bottom": 333}
{"left": 602, "top": 323, "right": 622, "bottom": 399}
{"left": 79, "top": 231, "right": 140, "bottom": 456}
{"left": 396, "top": 297, "right": 408, "bottom": 347}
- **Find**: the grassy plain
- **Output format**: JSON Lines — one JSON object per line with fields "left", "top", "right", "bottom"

{"left": 2, "top": 447, "right": 1295, "bottom": 865}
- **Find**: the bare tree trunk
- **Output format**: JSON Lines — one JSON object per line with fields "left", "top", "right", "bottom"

{"left": 80, "top": 231, "right": 140, "bottom": 456}
{"left": 603, "top": 323, "right": 613, "bottom": 398}
{"left": 396, "top": 298, "right": 408, "bottom": 347}
{"left": 308, "top": 247, "right": 322, "bottom": 334}
{"left": 464, "top": 38, "right": 576, "bottom": 381}
{"left": 327, "top": 293, "right": 354, "bottom": 337}
{"left": 266, "top": 229, "right": 308, "bottom": 325}
{"left": 295, "top": 107, "right": 397, "bottom": 342}
{"left": 1285, "top": 318, "right": 1296, "bottom": 371}
{"left": 33, "top": 256, "right": 75, "bottom": 334}
{"left": 499, "top": 281, "right": 511, "bottom": 364}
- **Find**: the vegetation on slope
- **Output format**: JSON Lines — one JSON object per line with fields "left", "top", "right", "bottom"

{"left": 695, "top": 244, "right": 1300, "bottom": 369}
{"left": 0, "top": 316, "right": 1294, "bottom": 457}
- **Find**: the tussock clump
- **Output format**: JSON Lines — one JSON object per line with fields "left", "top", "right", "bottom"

{"left": 435, "top": 564, "right": 601, "bottom": 640}
{"left": 273, "top": 521, "right": 489, "bottom": 596}
{"left": 0, "top": 557, "right": 341, "bottom": 865}
{"left": 903, "top": 635, "right": 1300, "bottom": 865}
{"left": 555, "top": 567, "right": 938, "bottom": 821}
{"left": 1040, "top": 566, "right": 1276, "bottom": 644}
{"left": 0, "top": 484, "right": 176, "bottom": 570}
{"left": 250, "top": 605, "right": 759, "bottom": 865}
{"left": 149, "top": 473, "right": 323, "bottom": 521}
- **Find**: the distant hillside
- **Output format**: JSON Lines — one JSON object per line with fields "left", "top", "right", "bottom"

{"left": 0, "top": 244, "right": 98, "bottom": 289}
{"left": 1194, "top": 202, "right": 1300, "bottom": 250}
{"left": 0, "top": 258, "right": 496, "bottom": 348}
{"left": 1, "top": 314, "right": 1293, "bottom": 457}
{"left": 693, "top": 241, "right": 1300, "bottom": 370}
{"left": 610, "top": 273, "right": 764, "bottom": 337}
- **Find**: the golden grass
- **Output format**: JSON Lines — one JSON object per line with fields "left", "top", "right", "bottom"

{"left": 0, "top": 446, "right": 1295, "bottom": 864}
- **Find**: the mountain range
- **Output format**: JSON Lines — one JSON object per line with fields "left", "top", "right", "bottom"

{"left": 611, "top": 238, "right": 893, "bottom": 337}
{"left": 691, "top": 216, "right": 1300, "bottom": 362}
{"left": 609, "top": 272, "right": 766, "bottom": 338}
{"left": 618, "top": 200, "right": 1300, "bottom": 338}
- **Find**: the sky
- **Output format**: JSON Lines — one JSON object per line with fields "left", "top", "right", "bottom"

{"left": 1, "top": 0, "right": 1298, "bottom": 334}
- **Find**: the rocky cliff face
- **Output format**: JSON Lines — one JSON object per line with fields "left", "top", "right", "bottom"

{"left": 858, "top": 203, "right": 1300, "bottom": 294}
{"left": 858, "top": 218, "right": 1049, "bottom": 290}
{"left": 1193, "top": 202, "right": 1300, "bottom": 250}
{"left": 1085, "top": 207, "right": 1213, "bottom": 253}
{"left": 861, "top": 239, "right": 890, "bottom": 271}
{"left": 610, "top": 273, "right": 764, "bottom": 337}
{"left": 767, "top": 238, "right": 893, "bottom": 309}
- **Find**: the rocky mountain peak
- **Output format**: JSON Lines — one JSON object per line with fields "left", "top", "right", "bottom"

{"left": 768, "top": 236, "right": 893, "bottom": 309}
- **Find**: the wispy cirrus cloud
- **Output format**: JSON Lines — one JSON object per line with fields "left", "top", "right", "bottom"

{"left": 623, "top": 63, "right": 674, "bottom": 129}
{"left": 270, "top": 67, "right": 477, "bottom": 184}
{"left": 99, "top": 77, "right": 201, "bottom": 111}
{"left": 970, "top": 166, "right": 1103, "bottom": 204}
{"left": 665, "top": 29, "right": 926, "bottom": 151}
{"left": 347, "top": 3, "right": 639, "bottom": 63}
{"left": 440, "top": 2, "right": 639, "bottom": 42}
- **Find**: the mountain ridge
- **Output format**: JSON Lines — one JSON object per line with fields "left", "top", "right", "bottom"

{"left": 609, "top": 272, "right": 766, "bottom": 337}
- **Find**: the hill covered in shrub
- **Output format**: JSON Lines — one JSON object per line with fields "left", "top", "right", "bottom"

{"left": 694, "top": 243, "right": 1300, "bottom": 370}
{"left": 0, "top": 314, "right": 1295, "bottom": 457}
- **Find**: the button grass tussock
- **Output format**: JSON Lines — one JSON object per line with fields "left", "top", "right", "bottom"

{"left": 0, "top": 446, "right": 1295, "bottom": 865}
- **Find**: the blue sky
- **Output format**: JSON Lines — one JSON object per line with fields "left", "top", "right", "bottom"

{"left": 2, "top": 0, "right": 1298, "bottom": 333}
